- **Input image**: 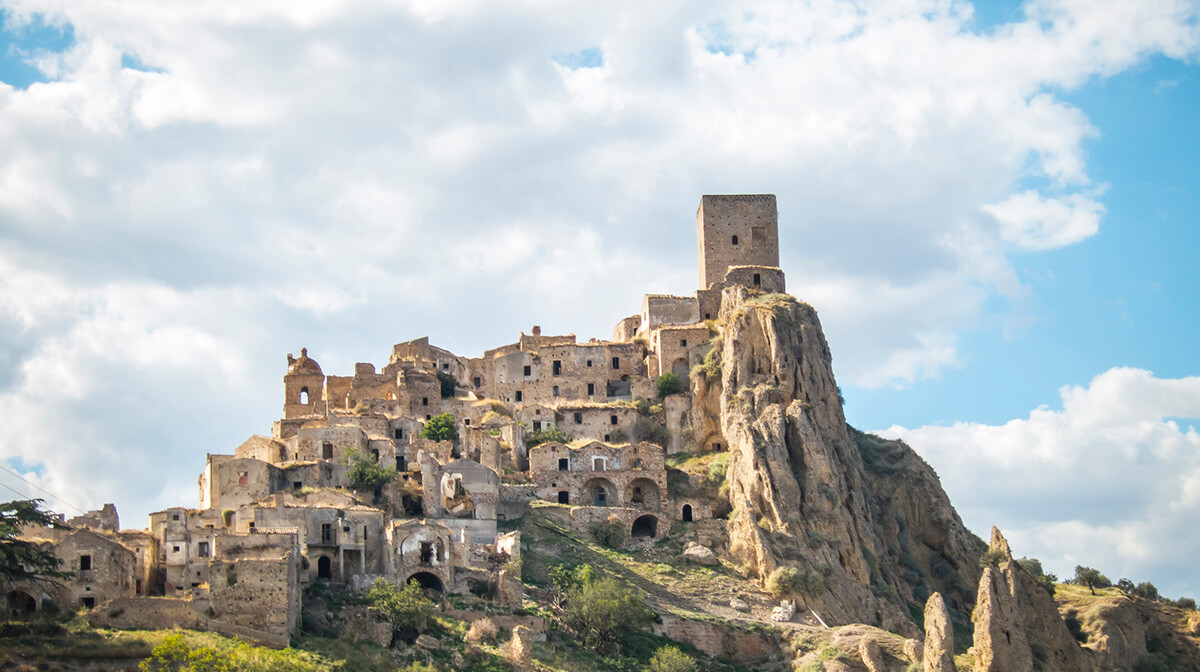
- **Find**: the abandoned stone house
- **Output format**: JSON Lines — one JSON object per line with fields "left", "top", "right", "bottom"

{"left": 10, "top": 194, "right": 785, "bottom": 646}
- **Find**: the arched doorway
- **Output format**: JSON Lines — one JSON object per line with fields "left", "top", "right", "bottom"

{"left": 581, "top": 477, "right": 617, "bottom": 507}
{"left": 317, "top": 556, "right": 332, "bottom": 580}
{"left": 682, "top": 504, "right": 693, "bottom": 522}
{"left": 624, "top": 478, "right": 662, "bottom": 511}
{"left": 631, "top": 514, "right": 658, "bottom": 539}
{"left": 407, "top": 571, "right": 444, "bottom": 595}
{"left": 5, "top": 590, "right": 36, "bottom": 616}
{"left": 671, "top": 358, "right": 689, "bottom": 380}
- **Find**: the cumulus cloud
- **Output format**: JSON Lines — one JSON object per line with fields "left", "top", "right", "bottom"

{"left": 880, "top": 367, "right": 1200, "bottom": 598}
{"left": 0, "top": 0, "right": 1197, "bottom": 532}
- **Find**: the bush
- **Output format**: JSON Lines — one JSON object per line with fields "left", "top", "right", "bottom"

{"left": 1133, "top": 582, "right": 1160, "bottom": 601}
{"left": 562, "top": 576, "right": 653, "bottom": 652}
{"left": 589, "top": 515, "right": 627, "bottom": 549}
{"left": 766, "top": 566, "right": 825, "bottom": 602}
{"left": 631, "top": 418, "right": 669, "bottom": 448}
{"left": 705, "top": 454, "right": 728, "bottom": 486}
{"left": 644, "top": 645, "right": 697, "bottom": 672}
{"left": 549, "top": 563, "right": 595, "bottom": 593}
{"left": 467, "top": 617, "right": 499, "bottom": 642}
{"left": 139, "top": 633, "right": 324, "bottom": 672}
{"left": 437, "top": 371, "right": 459, "bottom": 398}
{"left": 1173, "top": 597, "right": 1197, "bottom": 610}
{"left": 346, "top": 450, "right": 397, "bottom": 492}
{"left": 656, "top": 373, "right": 683, "bottom": 398}
{"left": 526, "top": 426, "right": 572, "bottom": 448}
{"left": 420, "top": 413, "right": 458, "bottom": 442}
{"left": 368, "top": 578, "right": 434, "bottom": 636}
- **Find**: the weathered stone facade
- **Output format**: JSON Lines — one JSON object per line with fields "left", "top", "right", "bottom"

{"left": 14, "top": 194, "right": 786, "bottom": 648}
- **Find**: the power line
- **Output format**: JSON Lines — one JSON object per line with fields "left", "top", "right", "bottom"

{"left": 0, "top": 464, "right": 89, "bottom": 515}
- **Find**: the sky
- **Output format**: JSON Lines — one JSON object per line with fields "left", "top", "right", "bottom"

{"left": 0, "top": 0, "right": 1198, "bottom": 601}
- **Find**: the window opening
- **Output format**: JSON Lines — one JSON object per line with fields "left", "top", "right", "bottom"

{"left": 611, "top": 357, "right": 619, "bottom": 369}
{"left": 515, "top": 391, "right": 523, "bottom": 402}
{"left": 422, "top": 397, "right": 428, "bottom": 406}
{"left": 731, "top": 235, "right": 739, "bottom": 245}
{"left": 593, "top": 487, "right": 607, "bottom": 506}
{"left": 552, "top": 385, "right": 559, "bottom": 397}
{"left": 523, "top": 365, "right": 531, "bottom": 376}
{"left": 473, "top": 376, "right": 481, "bottom": 387}
{"left": 558, "top": 491, "right": 569, "bottom": 504}
{"left": 552, "top": 361, "right": 562, "bottom": 375}
{"left": 420, "top": 541, "right": 433, "bottom": 565}
{"left": 574, "top": 412, "right": 583, "bottom": 424}
{"left": 238, "top": 471, "right": 248, "bottom": 485}
{"left": 321, "top": 523, "right": 333, "bottom": 544}
{"left": 558, "top": 458, "right": 568, "bottom": 471}
{"left": 610, "top": 415, "right": 618, "bottom": 425}
{"left": 587, "top": 383, "right": 595, "bottom": 395}
{"left": 198, "top": 542, "right": 209, "bottom": 558}
{"left": 322, "top": 442, "right": 333, "bottom": 459}
{"left": 593, "top": 457, "right": 605, "bottom": 471}
{"left": 80, "top": 554, "right": 92, "bottom": 571}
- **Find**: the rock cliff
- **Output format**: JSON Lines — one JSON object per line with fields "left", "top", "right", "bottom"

{"left": 709, "top": 286, "right": 984, "bottom": 634}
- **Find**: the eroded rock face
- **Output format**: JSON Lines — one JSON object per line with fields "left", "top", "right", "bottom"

{"left": 714, "top": 286, "right": 981, "bottom": 632}
{"left": 972, "top": 528, "right": 1094, "bottom": 672}
{"left": 923, "top": 592, "right": 956, "bottom": 672}
{"left": 681, "top": 541, "right": 719, "bottom": 566}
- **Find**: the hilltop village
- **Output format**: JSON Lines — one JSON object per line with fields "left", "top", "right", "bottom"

{"left": 9, "top": 195, "right": 786, "bottom": 648}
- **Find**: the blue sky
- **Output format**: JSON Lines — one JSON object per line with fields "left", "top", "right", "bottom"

{"left": 1, "top": 0, "right": 1199, "bottom": 601}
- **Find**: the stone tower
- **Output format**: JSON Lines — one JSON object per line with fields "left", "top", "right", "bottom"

{"left": 696, "top": 194, "right": 779, "bottom": 290}
{"left": 283, "top": 347, "right": 324, "bottom": 419}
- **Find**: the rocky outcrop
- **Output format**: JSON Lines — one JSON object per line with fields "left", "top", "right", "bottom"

{"left": 681, "top": 541, "right": 719, "bottom": 566}
{"left": 859, "top": 636, "right": 885, "bottom": 672}
{"left": 923, "top": 592, "right": 956, "bottom": 672}
{"left": 713, "top": 286, "right": 982, "bottom": 633}
{"left": 972, "top": 528, "right": 1094, "bottom": 672}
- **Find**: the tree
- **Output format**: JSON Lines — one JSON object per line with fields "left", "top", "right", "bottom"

{"left": 1, "top": 499, "right": 72, "bottom": 587}
{"left": 368, "top": 578, "right": 435, "bottom": 637}
{"left": 655, "top": 373, "right": 683, "bottom": 398}
{"left": 644, "top": 645, "right": 697, "bottom": 672}
{"left": 1073, "top": 566, "right": 1110, "bottom": 595}
{"left": 765, "top": 565, "right": 826, "bottom": 606}
{"left": 419, "top": 413, "right": 458, "bottom": 442}
{"left": 437, "top": 371, "right": 458, "bottom": 399}
{"left": 1132, "top": 582, "right": 1160, "bottom": 601}
{"left": 345, "top": 451, "right": 397, "bottom": 493}
{"left": 562, "top": 575, "right": 653, "bottom": 652}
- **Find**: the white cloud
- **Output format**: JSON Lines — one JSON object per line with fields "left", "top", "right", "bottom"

{"left": 880, "top": 368, "right": 1200, "bottom": 598}
{"left": 0, "top": 0, "right": 1196, "bottom": 539}
{"left": 984, "top": 189, "right": 1107, "bottom": 251}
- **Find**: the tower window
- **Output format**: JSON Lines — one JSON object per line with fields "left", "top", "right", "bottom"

{"left": 587, "top": 383, "right": 595, "bottom": 395}
{"left": 552, "top": 360, "right": 562, "bottom": 376}
{"left": 732, "top": 235, "right": 739, "bottom": 245}
{"left": 299, "top": 387, "right": 309, "bottom": 404}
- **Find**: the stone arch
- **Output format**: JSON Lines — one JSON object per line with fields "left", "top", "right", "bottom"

{"left": 671, "top": 357, "right": 689, "bottom": 380}
{"left": 682, "top": 504, "right": 693, "bottom": 522}
{"left": 317, "top": 555, "right": 332, "bottom": 580}
{"left": 406, "top": 571, "right": 444, "bottom": 594}
{"left": 625, "top": 478, "right": 662, "bottom": 511}
{"left": 5, "top": 589, "right": 37, "bottom": 616}
{"left": 631, "top": 514, "right": 658, "bottom": 539}
{"left": 299, "top": 387, "right": 309, "bottom": 404}
{"left": 581, "top": 477, "right": 617, "bottom": 507}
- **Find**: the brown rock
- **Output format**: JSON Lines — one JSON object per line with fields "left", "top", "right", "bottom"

{"left": 923, "top": 592, "right": 955, "bottom": 672}
{"left": 972, "top": 528, "right": 1094, "bottom": 672}
{"left": 904, "top": 638, "right": 923, "bottom": 665}
{"left": 858, "top": 636, "right": 884, "bottom": 672}
{"left": 507, "top": 625, "right": 533, "bottom": 671}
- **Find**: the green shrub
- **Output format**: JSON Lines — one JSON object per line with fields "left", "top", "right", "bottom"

{"left": 549, "top": 563, "right": 595, "bottom": 593}
{"left": 420, "top": 413, "right": 458, "bottom": 442}
{"left": 437, "top": 371, "right": 459, "bottom": 398}
{"left": 656, "top": 373, "right": 683, "bottom": 398}
{"left": 562, "top": 576, "right": 653, "bottom": 652}
{"left": 1073, "top": 566, "right": 1111, "bottom": 595}
{"left": 589, "top": 515, "right": 627, "bottom": 549}
{"left": 368, "top": 577, "right": 434, "bottom": 636}
{"left": 644, "top": 645, "right": 697, "bottom": 672}
{"left": 765, "top": 566, "right": 825, "bottom": 602}
{"left": 631, "top": 418, "right": 669, "bottom": 447}
{"left": 705, "top": 454, "right": 728, "bottom": 486}
{"left": 526, "top": 426, "right": 572, "bottom": 448}
{"left": 346, "top": 450, "right": 397, "bottom": 492}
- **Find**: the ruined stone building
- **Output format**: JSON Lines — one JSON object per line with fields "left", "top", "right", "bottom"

{"left": 10, "top": 194, "right": 785, "bottom": 648}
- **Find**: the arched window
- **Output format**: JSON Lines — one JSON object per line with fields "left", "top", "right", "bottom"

{"left": 731, "top": 235, "right": 739, "bottom": 245}
{"left": 299, "top": 387, "right": 309, "bottom": 404}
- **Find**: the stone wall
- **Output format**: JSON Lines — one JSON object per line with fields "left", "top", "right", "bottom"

{"left": 87, "top": 596, "right": 201, "bottom": 631}
{"left": 651, "top": 615, "right": 783, "bottom": 663}
{"left": 208, "top": 552, "right": 300, "bottom": 644}
{"left": 528, "top": 441, "right": 667, "bottom": 510}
